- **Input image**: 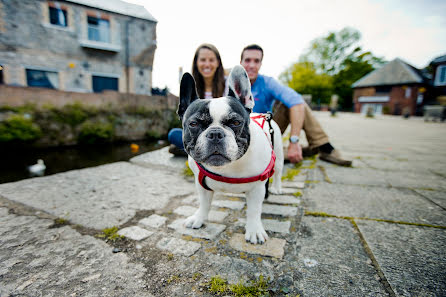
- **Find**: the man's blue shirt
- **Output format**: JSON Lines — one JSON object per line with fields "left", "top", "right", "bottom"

{"left": 251, "top": 74, "right": 304, "bottom": 113}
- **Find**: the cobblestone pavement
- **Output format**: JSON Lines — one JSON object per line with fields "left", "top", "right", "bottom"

{"left": 0, "top": 112, "right": 445, "bottom": 296}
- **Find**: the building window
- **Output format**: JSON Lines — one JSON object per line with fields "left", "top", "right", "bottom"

{"left": 88, "top": 16, "right": 110, "bottom": 43}
{"left": 49, "top": 4, "right": 67, "bottom": 27}
{"left": 435, "top": 65, "right": 446, "bottom": 86}
{"left": 92, "top": 76, "right": 118, "bottom": 93}
{"left": 375, "top": 85, "right": 392, "bottom": 94}
{"left": 26, "top": 69, "right": 59, "bottom": 89}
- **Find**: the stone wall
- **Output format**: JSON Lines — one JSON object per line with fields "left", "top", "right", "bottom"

{"left": 0, "top": 85, "right": 180, "bottom": 147}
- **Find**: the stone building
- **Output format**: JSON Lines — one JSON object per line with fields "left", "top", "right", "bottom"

{"left": 352, "top": 58, "right": 430, "bottom": 116}
{"left": 0, "top": 0, "right": 157, "bottom": 95}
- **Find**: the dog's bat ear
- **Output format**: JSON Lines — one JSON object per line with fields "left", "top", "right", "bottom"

{"left": 178, "top": 73, "right": 199, "bottom": 119}
{"left": 227, "top": 65, "right": 254, "bottom": 110}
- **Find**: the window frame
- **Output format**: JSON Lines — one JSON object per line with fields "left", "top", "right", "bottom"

{"left": 87, "top": 13, "right": 111, "bottom": 43}
{"left": 434, "top": 65, "right": 446, "bottom": 86}
{"left": 25, "top": 68, "right": 60, "bottom": 89}
{"left": 92, "top": 74, "right": 119, "bottom": 93}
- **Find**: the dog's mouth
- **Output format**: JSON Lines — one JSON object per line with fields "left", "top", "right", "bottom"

{"left": 204, "top": 151, "right": 230, "bottom": 166}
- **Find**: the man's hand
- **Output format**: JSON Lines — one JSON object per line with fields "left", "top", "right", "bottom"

{"left": 287, "top": 142, "right": 303, "bottom": 163}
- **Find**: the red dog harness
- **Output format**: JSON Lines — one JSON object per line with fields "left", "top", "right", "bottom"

{"left": 196, "top": 114, "right": 276, "bottom": 191}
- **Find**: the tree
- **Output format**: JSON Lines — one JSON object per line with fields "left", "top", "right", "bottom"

{"left": 283, "top": 27, "right": 385, "bottom": 109}
{"left": 280, "top": 61, "right": 333, "bottom": 104}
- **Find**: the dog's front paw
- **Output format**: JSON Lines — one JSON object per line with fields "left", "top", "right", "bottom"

{"left": 184, "top": 215, "right": 205, "bottom": 229}
{"left": 268, "top": 186, "right": 282, "bottom": 195}
{"left": 245, "top": 223, "right": 269, "bottom": 244}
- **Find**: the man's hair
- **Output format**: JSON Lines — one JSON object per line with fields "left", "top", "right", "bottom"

{"left": 241, "top": 44, "right": 264, "bottom": 61}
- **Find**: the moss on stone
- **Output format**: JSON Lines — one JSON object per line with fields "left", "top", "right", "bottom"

{"left": 96, "top": 226, "right": 124, "bottom": 241}
{"left": 207, "top": 275, "right": 270, "bottom": 296}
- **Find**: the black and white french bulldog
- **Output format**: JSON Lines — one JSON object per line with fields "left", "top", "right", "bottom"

{"left": 177, "top": 65, "right": 283, "bottom": 244}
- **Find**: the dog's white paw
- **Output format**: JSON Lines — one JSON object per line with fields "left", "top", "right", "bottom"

{"left": 269, "top": 187, "right": 282, "bottom": 195}
{"left": 245, "top": 223, "right": 269, "bottom": 244}
{"left": 184, "top": 215, "right": 204, "bottom": 229}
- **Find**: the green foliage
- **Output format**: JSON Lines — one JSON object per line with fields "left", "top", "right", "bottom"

{"left": 78, "top": 121, "right": 114, "bottom": 144}
{"left": 96, "top": 226, "right": 124, "bottom": 241}
{"left": 0, "top": 114, "right": 42, "bottom": 142}
{"left": 51, "top": 102, "right": 89, "bottom": 126}
{"left": 208, "top": 275, "right": 269, "bottom": 296}
{"left": 280, "top": 62, "right": 333, "bottom": 104}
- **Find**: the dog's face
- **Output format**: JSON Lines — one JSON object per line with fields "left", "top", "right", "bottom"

{"left": 178, "top": 65, "right": 254, "bottom": 167}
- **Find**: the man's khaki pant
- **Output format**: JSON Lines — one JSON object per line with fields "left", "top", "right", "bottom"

{"left": 272, "top": 101, "right": 329, "bottom": 149}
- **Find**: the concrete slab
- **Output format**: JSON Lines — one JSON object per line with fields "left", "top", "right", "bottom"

{"left": 414, "top": 189, "right": 446, "bottom": 209}
{"left": 262, "top": 204, "right": 299, "bottom": 216}
{"left": 118, "top": 226, "right": 154, "bottom": 241}
{"left": 156, "top": 237, "right": 201, "bottom": 257}
{"left": 357, "top": 220, "right": 446, "bottom": 296}
{"left": 229, "top": 233, "right": 286, "bottom": 259}
{"left": 237, "top": 218, "right": 291, "bottom": 234}
{"left": 212, "top": 199, "right": 245, "bottom": 210}
{"left": 282, "top": 180, "right": 305, "bottom": 189}
{"left": 130, "top": 146, "right": 187, "bottom": 171}
{"left": 173, "top": 205, "right": 228, "bottom": 223}
{"left": 296, "top": 216, "right": 387, "bottom": 296}
{"left": 0, "top": 162, "right": 195, "bottom": 230}
{"left": 0, "top": 213, "right": 152, "bottom": 297}
{"left": 304, "top": 183, "right": 446, "bottom": 226}
{"left": 267, "top": 194, "right": 301, "bottom": 205}
{"left": 139, "top": 214, "right": 167, "bottom": 228}
{"left": 167, "top": 219, "right": 226, "bottom": 240}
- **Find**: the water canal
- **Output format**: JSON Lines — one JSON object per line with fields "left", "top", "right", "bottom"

{"left": 0, "top": 140, "right": 166, "bottom": 184}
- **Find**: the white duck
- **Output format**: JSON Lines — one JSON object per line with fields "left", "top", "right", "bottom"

{"left": 28, "top": 159, "right": 46, "bottom": 176}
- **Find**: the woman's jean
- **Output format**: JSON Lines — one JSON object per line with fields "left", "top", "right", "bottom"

{"left": 167, "top": 128, "right": 184, "bottom": 150}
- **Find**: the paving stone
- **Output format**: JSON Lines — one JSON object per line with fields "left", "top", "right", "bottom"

{"left": 0, "top": 162, "right": 195, "bottom": 229}
{"left": 295, "top": 216, "right": 387, "bottom": 296}
{"left": 212, "top": 199, "right": 245, "bottom": 210}
{"left": 173, "top": 206, "right": 228, "bottom": 223}
{"left": 182, "top": 195, "right": 198, "bottom": 206}
{"left": 305, "top": 183, "right": 446, "bottom": 226}
{"left": 262, "top": 204, "right": 299, "bottom": 216}
{"left": 139, "top": 214, "right": 167, "bottom": 228}
{"left": 0, "top": 213, "right": 153, "bottom": 296}
{"left": 282, "top": 180, "right": 305, "bottom": 189}
{"left": 168, "top": 219, "right": 226, "bottom": 240}
{"left": 229, "top": 233, "right": 286, "bottom": 258}
{"left": 130, "top": 146, "right": 187, "bottom": 171}
{"left": 118, "top": 226, "right": 153, "bottom": 241}
{"left": 357, "top": 220, "right": 446, "bottom": 296}
{"left": 266, "top": 194, "right": 301, "bottom": 205}
{"left": 279, "top": 188, "right": 303, "bottom": 195}
{"left": 156, "top": 237, "right": 201, "bottom": 257}
{"left": 237, "top": 218, "right": 291, "bottom": 234}
{"left": 414, "top": 189, "right": 446, "bottom": 209}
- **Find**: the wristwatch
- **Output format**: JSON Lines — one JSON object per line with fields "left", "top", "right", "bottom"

{"left": 290, "top": 135, "right": 300, "bottom": 144}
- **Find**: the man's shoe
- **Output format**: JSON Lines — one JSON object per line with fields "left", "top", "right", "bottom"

{"left": 168, "top": 144, "right": 188, "bottom": 157}
{"left": 319, "top": 149, "right": 352, "bottom": 166}
{"left": 302, "top": 146, "right": 319, "bottom": 157}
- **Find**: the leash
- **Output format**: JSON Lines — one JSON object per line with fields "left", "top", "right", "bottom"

{"left": 197, "top": 113, "right": 276, "bottom": 198}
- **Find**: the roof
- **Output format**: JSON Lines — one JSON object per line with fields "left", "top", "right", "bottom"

{"left": 430, "top": 54, "right": 446, "bottom": 65}
{"left": 65, "top": 0, "right": 157, "bottom": 22}
{"left": 352, "top": 58, "right": 426, "bottom": 88}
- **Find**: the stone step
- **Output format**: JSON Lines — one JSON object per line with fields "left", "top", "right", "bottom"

{"left": 262, "top": 204, "right": 299, "bottom": 216}
{"left": 173, "top": 205, "right": 228, "bottom": 223}
{"left": 229, "top": 233, "right": 286, "bottom": 259}
{"left": 168, "top": 219, "right": 226, "bottom": 240}
{"left": 118, "top": 226, "right": 154, "bottom": 241}
{"left": 156, "top": 237, "right": 201, "bottom": 257}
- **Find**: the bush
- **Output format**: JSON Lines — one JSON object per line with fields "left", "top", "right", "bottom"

{"left": 51, "top": 103, "right": 89, "bottom": 126}
{"left": 0, "top": 114, "right": 42, "bottom": 142}
{"left": 78, "top": 121, "right": 114, "bottom": 144}
{"left": 382, "top": 106, "right": 391, "bottom": 115}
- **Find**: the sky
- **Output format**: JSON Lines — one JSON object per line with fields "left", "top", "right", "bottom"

{"left": 125, "top": 0, "right": 446, "bottom": 95}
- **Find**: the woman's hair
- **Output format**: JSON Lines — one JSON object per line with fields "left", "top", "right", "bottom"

{"left": 192, "top": 43, "right": 225, "bottom": 99}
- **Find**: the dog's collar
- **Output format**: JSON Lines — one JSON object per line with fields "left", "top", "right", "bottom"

{"left": 196, "top": 150, "right": 276, "bottom": 191}
{"left": 196, "top": 113, "right": 275, "bottom": 191}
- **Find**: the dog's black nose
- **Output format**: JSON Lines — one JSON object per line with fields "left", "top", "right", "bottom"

{"left": 206, "top": 128, "right": 225, "bottom": 142}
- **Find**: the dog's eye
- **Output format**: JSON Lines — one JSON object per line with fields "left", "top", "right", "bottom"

{"left": 189, "top": 121, "right": 198, "bottom": 127}
{"left": 230, "top": 120, "right": 241, "bottom": 127}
